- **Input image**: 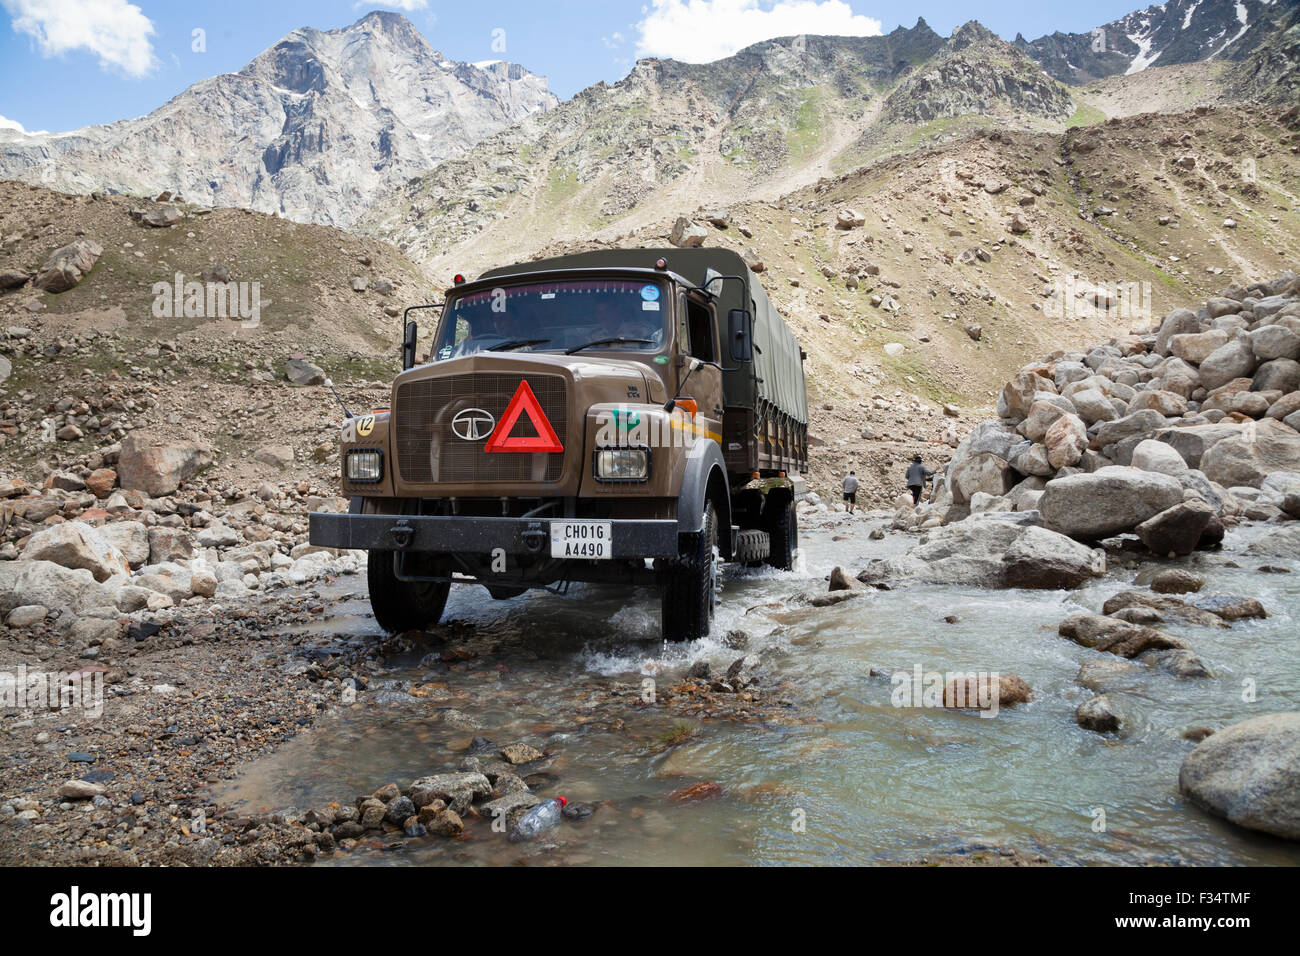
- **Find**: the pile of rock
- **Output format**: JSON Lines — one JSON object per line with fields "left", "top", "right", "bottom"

{"left": 927, "top": 273, "right": 1300, "bottom": 552}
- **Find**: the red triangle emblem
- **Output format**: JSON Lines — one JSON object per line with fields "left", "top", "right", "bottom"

{"left": 485, "top": 380, "right": 564, "bottom": 454}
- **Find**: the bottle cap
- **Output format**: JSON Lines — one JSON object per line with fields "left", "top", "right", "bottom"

{"left": 557, "top": 796, "right": 567, "bottom": 807}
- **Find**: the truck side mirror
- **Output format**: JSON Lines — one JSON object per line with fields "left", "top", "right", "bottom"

{"left": 402, "top": 321, "right": 419, "bottom": 370}
{"left": 728, "top": 309, "right": 753, "bottom": 363}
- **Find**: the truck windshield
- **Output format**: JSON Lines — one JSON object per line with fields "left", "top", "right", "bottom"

{"left": 432, "top": 278, "right": 668, "bottom": 360}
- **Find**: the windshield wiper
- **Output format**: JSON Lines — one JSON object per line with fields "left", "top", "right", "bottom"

{"left": 565, "top": 337, "right": 655, "bottom": 354}
{"left": 488, "top": 338, "right": 551, "bottom": 351}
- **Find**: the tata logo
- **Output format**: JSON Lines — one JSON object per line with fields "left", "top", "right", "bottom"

{"left": 451, "top": 407, "right": 496, "bottom": 441}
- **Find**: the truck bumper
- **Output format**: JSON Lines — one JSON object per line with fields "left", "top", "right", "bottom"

{"left": 308, "top": 512, "right": 681, "bottom": 559}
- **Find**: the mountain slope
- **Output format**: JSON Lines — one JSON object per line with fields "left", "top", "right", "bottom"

{"left": 358, "top": 20, "right": 1086, "bottom": 267}
{"left": 0, "top": 11, "right": 556, "bottom": 228}
{"left": 1017, "top": 0, "right": 1288, "bottom": 84}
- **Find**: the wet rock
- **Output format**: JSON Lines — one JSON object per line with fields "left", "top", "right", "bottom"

{"left": 1193, "top": 595, "right": 1266, "bottom": 621}
{"left": 1136, "top": 498, "right": 1214, "bottom": 556}
{"left": 1075, "top": 659, "right": 1138, "bottom": 691}
{"left": 668, "top": 781, "right": 723, "bottom": 802}
{"left": 1140, "top": 568, "right": 1205, "bottom": 594}
{"left": 409, "top": 772, "right": 490, "bottom": 806}
{"left": 384, "top": 796, "right": 415, "bottom": 825}
{"left": 828, "top": 566, "right": 861, "bottom": 591}
{"left": 1179, "top": 713, "right": 1300, "bottom": 840}
{"left": 858, "top": 521, "right": 1102, "bottom": 590}
{"left": 1059, "top": 613, "right": 1186, "bottom": 657}
{"left": 1101, "top": 590, "right": 1226, "bottom": 627}
{"left": 1039, "top": 467, "right": 1185, "bottom": 540}
{"left": 941, "top": 674, "right": 1032, "bottom": 710}
{"left": 1147, "top": 649, "right": 1214, "bottom": 679}
{"left": 1076, "top": 695, "right": 1123, "bottom": 734}
{"left": 499, "top": 743, "right": 544, "bottom": 765}
{"left": 427, "top": 809, "right": 464, "bottom": 837}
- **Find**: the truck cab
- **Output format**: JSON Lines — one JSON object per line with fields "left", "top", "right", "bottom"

{"left": 309, "top": 248, "right": 809, "bottom": 642}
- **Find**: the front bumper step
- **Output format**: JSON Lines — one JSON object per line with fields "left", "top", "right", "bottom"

{"left": 309, "top": 512, "right": 680, "bottom": 558}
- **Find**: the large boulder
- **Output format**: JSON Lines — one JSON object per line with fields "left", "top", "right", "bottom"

{"left": 1198, "top": 338, "right": 1257, "bottom": 391}
{"left": 1130, "top": 439, "right": 1187, "bottom": 476}
{"left": 32, "top": 239, "right": 103, "bottom": 293}
{"left": 1093, "top": 410, "right": 1167, "bottom": 450}
{"left": 949, "top": 452, "right": 1013, "bottom": 506}
{"left": 1058, "top": 613, "right": 1186, "bottom": 657}
{"left": 1070, "top": 388, "right": 1121, "bottom": 424}
{"left": 284, "top": 358, "right": 326, "bottom": 386}
{"left": 1001, "top": 525, "right": 1106, "bottom": 589}
{"left": 117, "top": 431, "right": 214, "bottom": 496}
{"left": 1170, "top": 329, "right": 1229, "bottom": 365}
{"left": 1044, "top": 413, "right": 1088, "bottom": 469}
{"left": 1154, "top": 423, "right": 1243, "bottom": 469}
{"left": 1179, "top": 713, "right": 1300, "bottom": 841}
{"left": 1155, "top": 308, "right": 1201, "bottom": 356}
{"left": 97, "top": 521, "right": 150, "bottom": 569}
{"left": 20, "top": 521, "right": 130, "bottom": 581}
{"left": 1039, "top": 467, "right": 1185, "bottom": 539}
{"left": 998, "top": 370, "right": 1055, "bottom": 422}
{"left": 1136, "top": 498, "right": 1215, "bottom": 556}
{"left": 1252, "top": 358, "right": 1300, "bottom": 395}
{"left": 1250, "top": 325, "right": 1300, "bottom": 362}
{"left": 856, "top": 521, "right": 1103, "bottom": 590}
{"left": 0, "top": 560, "right": 113, "bottom": 620}
{"left": 1200, "top": 417, "right": 1300, "bottom": 489}
{"left": 1128, "top": 389, "right": 1188, "bottom": 417}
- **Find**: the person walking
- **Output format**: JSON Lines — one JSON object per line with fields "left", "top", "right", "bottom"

{"left": 842, "top": 470, "right": 859, "bottom": 514}
{"left": 906, "top": 455, "right": 934, "bottom": 505}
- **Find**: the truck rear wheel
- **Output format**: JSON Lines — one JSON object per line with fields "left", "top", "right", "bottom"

{"left": 367, "top": 550, "right": 450, "bottom": 634}
{"left": 766, "top": 497, "right": 798, "bottom": 571}
{"left": 662, "top": 503, "right": 718, "bottom": 642}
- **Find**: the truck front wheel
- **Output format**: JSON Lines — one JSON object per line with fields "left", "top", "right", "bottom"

{"left": 366, "top": 550, "right": 450, "bottom": 634}
{"left": 662, "top": 503, "right": 719, "bottom": 642}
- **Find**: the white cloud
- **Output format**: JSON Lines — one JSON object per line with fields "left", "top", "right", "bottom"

{"left": 359, "top": 0, "right": 429, "bottom": 11}
{"left": 3, "top": 0, "right": 157, "bottom": 77}
{"left": 635, "top": 0, "right": 882, "bottom": 62}
{"left": 0, "top": 113, "right": 30, "bottom": 133}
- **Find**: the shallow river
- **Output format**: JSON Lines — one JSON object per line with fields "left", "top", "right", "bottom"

{"left": 215, "top": 514, "right": 1300, "bottom": 866}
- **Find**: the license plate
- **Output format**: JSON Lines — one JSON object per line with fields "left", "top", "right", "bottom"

{"left": 550, "top": 520, "right": 612, "bottom": 559}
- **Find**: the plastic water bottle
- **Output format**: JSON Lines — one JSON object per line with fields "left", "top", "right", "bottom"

{"left": 510, "top": 797, "right": 567, "bottom": 841}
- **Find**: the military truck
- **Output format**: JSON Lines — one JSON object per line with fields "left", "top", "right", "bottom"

{"left": 309, "top": 248, "right": 809, "bottom": 641}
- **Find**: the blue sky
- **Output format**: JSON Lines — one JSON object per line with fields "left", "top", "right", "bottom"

{"left": 1, "top": 0, "right": 1150, "bottom": 134}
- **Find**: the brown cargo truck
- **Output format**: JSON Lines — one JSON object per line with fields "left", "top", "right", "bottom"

{"left": 309, "top": 248, "right": 809, "bottom": 641}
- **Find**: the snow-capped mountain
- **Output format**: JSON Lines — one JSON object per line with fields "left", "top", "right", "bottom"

{"left": 0, "top": 11, "right": 557, "bottom": 227}
{"left": 1016, "top": 0, "right": 1288, "bottom": 84}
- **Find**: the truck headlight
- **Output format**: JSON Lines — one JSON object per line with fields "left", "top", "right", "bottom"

{"left": 594, "top": 447, "right": 649, "bottom": 481}
{"left": 345, "top": 449, "right": 383, "bottom": 483}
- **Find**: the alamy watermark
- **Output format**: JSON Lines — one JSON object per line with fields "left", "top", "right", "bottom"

{"left": 891, "top": 664, "right": 1002, "bottom": 718}
{"left": 151, "top": 272, "right": 261, "bottom": 328}
{"left": 1, "top": 664, "right": 104, "bottom": 719}
{"left": 1044, "top": 275, "right": 1152, "bottom": 322}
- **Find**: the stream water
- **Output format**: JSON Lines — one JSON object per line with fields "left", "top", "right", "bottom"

{"left": 214, "top": 513, "right": 1300, "bottom": 866}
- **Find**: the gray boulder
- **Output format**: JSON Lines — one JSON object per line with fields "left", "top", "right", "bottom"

{"left": 1039, "top": 467, "right": 1185, "bottom": 539}
{"left": 1198, "top": 338, "right": 1257, "bottom": 391}
{"left": 1201, "top": 418, "right": 1300, "bottom": 489}
{"left": 1179, "top": 713, "right": 1300, "bottom": 841}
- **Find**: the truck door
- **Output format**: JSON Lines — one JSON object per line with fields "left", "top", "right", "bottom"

{"left": 679, "top": 292, "right": 724, "bottom": 448}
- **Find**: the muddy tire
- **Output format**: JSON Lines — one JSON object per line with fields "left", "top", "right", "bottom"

{"left": 765, "top": 497, "right": 797, "bottom": 571}
{"left": 662, "top": 503, "right": 718, "bottom": 642}
{"left": 733, "top": 527, "right": 770, "bottom": 566}
{"left": 367, "top": 549, "right": 450, "bottom": 634}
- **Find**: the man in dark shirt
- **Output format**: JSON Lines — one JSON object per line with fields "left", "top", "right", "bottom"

{"left": 906, "top": 455, "right": 934, "bottom": 505}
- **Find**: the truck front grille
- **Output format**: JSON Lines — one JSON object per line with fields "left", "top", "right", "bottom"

{"left": 395, "top": 373, "right": 568, "bottom": 484}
